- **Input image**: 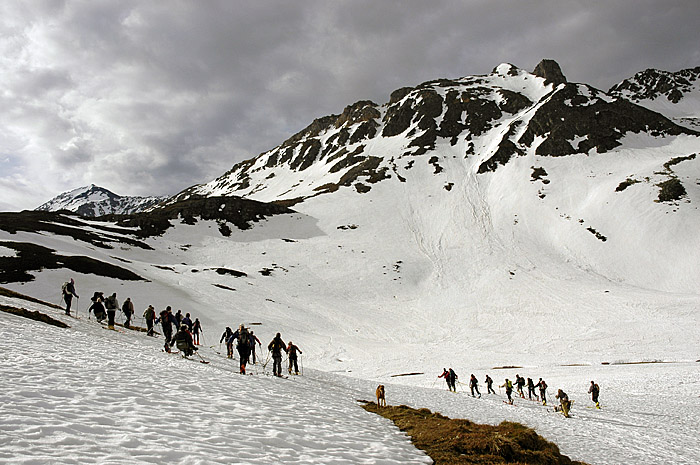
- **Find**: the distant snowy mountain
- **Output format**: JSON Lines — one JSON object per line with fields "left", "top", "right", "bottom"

{"left": 609, "top": 66, "right": 700, "bottom": 129}
{"left": 35, "top": 184, "right": 166, "bottom": 217}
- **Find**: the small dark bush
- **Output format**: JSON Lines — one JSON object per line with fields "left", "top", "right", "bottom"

{"left": 657, "top": 178, "right": 686, "bottom": 202}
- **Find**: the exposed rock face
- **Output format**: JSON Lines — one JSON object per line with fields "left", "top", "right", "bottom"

{"left": 609, "top": 66, "right": 700, "bottom": 103}
{"left": 532, "top": 59, "right": 567, "bottom": 86}
{"left": 36, "top": 185, "right": 166, "bottom": 217}
{"left": 173, "top": 59, "right": 695, "bottom": 203}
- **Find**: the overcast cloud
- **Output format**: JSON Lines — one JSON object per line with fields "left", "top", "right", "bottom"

{"left": 0, "top": 0, "right": 698, "bottom": 211}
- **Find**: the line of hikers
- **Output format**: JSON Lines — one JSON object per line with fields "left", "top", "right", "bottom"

{"left": 438, "top": 368, "right": 601, "bottom": 415}
{"left": 220, "top": 325, "right": 302, "bottom": 377}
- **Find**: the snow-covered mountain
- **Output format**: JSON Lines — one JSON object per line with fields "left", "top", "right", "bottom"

{"left": 2, "top": 59, "right": 700, "bottom": 464}
{"left": 609, "top": 65, "right": 700, "bottom": 129}
{"left": 35, "top": 184, "right": 166, "bottom": 217}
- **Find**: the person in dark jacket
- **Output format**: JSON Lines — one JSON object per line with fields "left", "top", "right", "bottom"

{"left": 104, "top": 293, "right": 119, "bottom": 328}
{"left": 181, "top": 313, "right": 193, "bottom": 331}
{"left": 121, "top": 297, "right": 134, "bottom": 328}
{"left": 287, "top": 341, "right": 303, "bottom": 375}
{"left": 220, "top": 327, "right": 234, "bottom": 358}
{"left": 515, "top": 374, "right": 526, "bottom": 398}
{"left": 173, "top": 325, "right": 197, "bottom": 357}
{"left": 249, "top": 330, "right": 261, "bottom": 363}
{"left": 268, "top": 333, "right": 287, "bottom": 377}
{"left": 174, "top": 310, "right": 183, "bottom": 329}
{"left": 143, "top": 305, "right": 156, "bottom": 336}
{"left": 88, "top": 292, "right": 106, "bottom": 322}
{"left": 229, "top": 325, "right": 251, "bottom": 374}
{"left": 157, "top": 307, "right": 174, "bottom": 345}
{"left": 485, "top": 374, "right": 495, "bottom": 394}
{"left": 62, "top": 279, "right": 79, "bottom": 315}
{"left": 535, "top": 378, "right": 548, "bottom": 405}
{"left": 588, "top": 381, "right": 600, "bottom": 408}
{"left": 469, "top": 374, "right": 481, "bottom": 398}
{"left": 527, "top": 377, "right": 537, "bottom": 400}
{"left": 192, "top": 318, "right": 202, "bottom": 345}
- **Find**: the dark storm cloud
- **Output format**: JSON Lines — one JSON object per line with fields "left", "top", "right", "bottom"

{"left": 0, "top": 0, "right": 698, "bottom": 210}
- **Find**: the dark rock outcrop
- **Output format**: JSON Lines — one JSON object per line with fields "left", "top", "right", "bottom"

{"left": 533, "top": 59, "right": 567, "bottom": 86}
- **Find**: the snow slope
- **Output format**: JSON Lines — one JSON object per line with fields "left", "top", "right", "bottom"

{"left": 2, "top": 294, "right": 699, "bottom": 464}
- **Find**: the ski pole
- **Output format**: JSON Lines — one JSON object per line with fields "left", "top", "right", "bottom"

{"left": 300, "top": 354, "right": 304, "bottom": 376}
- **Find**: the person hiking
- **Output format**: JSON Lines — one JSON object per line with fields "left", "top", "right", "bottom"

{"left": 249, "top": 330, "right": 261, "bottom": 363}
{"left": 121, "top": 297, "right": 134, "bottom": 328}
{"left": 469, "top": 374, "right": 481, "bottom": 398}
{"left": 535, "top": 378, "right": 548, "bottom": 405}
{"left": 192, "top": 318, "right": 202, "bottom": 345}
{"left": 230, "top": 324, "right": 251, "bottom": 374}
{"left": 61, "top": 279, "right": 79, "bottom": 316}
{"left": 515, "top": 374, "right": 526, "bottom": 398}
{"left": 268, "top": 333, "right": 287, "bottom": 377}
{"left": 174, "top": 310, "right": 183, "bottom": 329}
{"left": 220, "top": 327, "right": 234, "bottom": 358}
{"left": 527, "top": 377, "right": 537, "bottom": 400}
{"left": 555, "top": 389, "right": 572, "bottom": 417}
{"left": 438, "top": 368, "right": 457, "bottom": 392}
{"left": 157, "top": 307, "right": 174, "bottom": 347}
{"left": 104, "top": 293, "right": 119, "bottom": 329}
{"left": 173, "top": 325, "right": 197, "bottom": 357}
{"left": 485, "top": 374, "right": 495, "bottom": 394}
{"left": 500, "top": 378, "right": 514, "bottom": 404}
{"left": 181, "top": 313, "right": 193, "bottom": 331}
{"left": 287, "top": 341, "right": 303, "bottom": 375}
{"left": 88, "top": 292, "right": 106, "bottom": 322}
{"left": 588, "top": 381, "right": 600, "bottom": 408}
{"left": 143, "top": 305, "right": 156, "bottom": 336}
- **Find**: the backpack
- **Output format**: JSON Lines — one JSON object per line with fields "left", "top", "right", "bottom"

{"left": 540, "top": 380, "right": 547, "bottom": 390}
{"left": 507, "top": 380, "right": 513, "bottom": 389}
{"left": 61, "top": 282, "right": 69, "bottom": 294}
{"left": 239, "top": 329, "right": 250, "bottom": 346}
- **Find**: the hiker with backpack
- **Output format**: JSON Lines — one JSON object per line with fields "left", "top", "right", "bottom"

{"left": 469, "top": 374, "right": 481, "bottom": 398}
{"left": 157, "top": 307, "right": 174, "bottom": 346}
{"left": 287, "top": 341, "right": 302, "bottom": 375}
{"left": 181, "top": 312, "right": 193, "bottom": 331}
{"left": 220, "top": 327, "right": 234, "bottom": 358}
{"left": 174, "top": 310, "right": 183, "bottom": 329}
{"left": 192, "top": 318, "right": 202, "bottom": 345}
{"left": 485, "top": 374, "right": 496, "bottom": 394}
{"left": 143, "top": 305, "right": 156, "bottom": 336}
{"left": 515, "top": 374, "right": 526, "bottom": 398}
{"left": 61, "top": 279, "right": 79, "bottom": 316}
{"left": 88, "top": 292, "right": 106, "bottom": 322}
{"left": 588, "top": 381, "right": 600, "bottom": 408}
{"left": 173, "top": 325, "right": 197, "bottom": 357}
{"left": 249, "top": 330, "right": 261, "bottom": 363}
{"left": 527, "top": 377, "right": 537, "bottom": 400}
{"left": 500, "top": 378, "right": 514, "bottom": 404}
{"left": 230, "top": 324, "right": 252, "bottom": 374}
{"left": 555, "top": 389, "right": 572, "bottom": 417}
{"left": 121, "top": 297, "right": 134, "bottom": 328}
{"left": 268, "top": 333, "right": 287, "bottom": 377}
{"left": 536, "top": 378, "right": 548, "bottom": 405}
{"left": 104, "top": 293, "right": 119, "bottom": 329}
{"left": 438, "top": 368, "right": 458, "bottom": 392}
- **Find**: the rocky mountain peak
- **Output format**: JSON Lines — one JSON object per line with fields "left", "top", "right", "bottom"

{"left": 532, "top": 59, "right": 567, "bottom": 86}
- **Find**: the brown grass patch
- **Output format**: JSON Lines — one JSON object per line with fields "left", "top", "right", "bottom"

{"left": 1, "top": 304, "right": 69, "bottom": 328}
{"left": 361, "top": 402, "right": 588, "bottom": 464}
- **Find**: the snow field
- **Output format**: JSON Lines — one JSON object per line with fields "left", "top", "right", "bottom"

{"left": 0, "top": 296, "right": 431, "bottom": 465}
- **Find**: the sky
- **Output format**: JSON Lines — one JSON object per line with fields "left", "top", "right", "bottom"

{"left": 0, "top": 0, "right": 698, "bottom": 211}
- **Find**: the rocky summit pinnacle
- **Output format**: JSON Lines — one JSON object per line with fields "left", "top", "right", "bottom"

{"left": 533, "top": 59, "right": 567, "bottom": 86}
